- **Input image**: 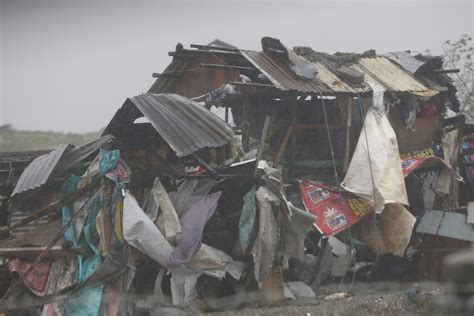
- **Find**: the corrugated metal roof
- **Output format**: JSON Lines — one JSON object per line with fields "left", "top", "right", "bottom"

{"left": 353, "top": 56, "right": 435, "bottom": 94}
{"left": 384, "top": 51, "right": 425, "bottom": 74}
{"left": 11, "top": 135, "right": 115, "bottom": 197}
{"left": 106, "top": 93, "right": 235, "bottom": 157}
{"left": 241, "top": 50, "right": 329, "bottom": 93}
{"left": 312, "top": 62, "right": 369, "bottom": 94}
{"left": 416, "top": 210, "right": 474, "bottom": 242}
{"left": 12, "top": 144, "right": 71, "bottom": 197}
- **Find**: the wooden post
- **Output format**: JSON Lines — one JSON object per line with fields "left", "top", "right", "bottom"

{"left": 242, "top": 95, "right": 250, "bottom": 152}
{"left": 344, "top": 96, "right": 352, "bottom": 172}
{"left": 274, "top": 125, "right": 294, "bottom": 166}
{"left": 254, "top": 115, "right": 271, "bottom": 177}
{"left": 288, "top": 95, "right": 298, "bottom": 180}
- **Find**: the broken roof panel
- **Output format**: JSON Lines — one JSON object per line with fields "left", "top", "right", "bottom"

{"left": 352, "top": 56, "right": 438, "bottom": 95}
{"left": 11, "top": 135, "right": 115, "bottom": 197}
{"left": 384, "top": 51, "right": 425, "bottom": 74}
{"left": 312, "top": 62, "right": 369, "bottom": 94}
{"left": 240, "top": 50, "right": 329, "bottom": 93}
{"left": 12, "top": 144, "right": 71, "bottom": 197}
{"left": 104, "top": 93, "right": 235, "bottom": 157}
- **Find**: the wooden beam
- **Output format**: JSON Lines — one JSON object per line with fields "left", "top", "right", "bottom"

{"left": 344, "top": 96, "right": 352, "bottom": 172}
{"left": 230, "top": 81, "right": 276, "bottom": 89}
{"left": 274, "top": 125, "right": 293, "bottom": 166}
{"left": 169, "top": 49, "right": 242, "bottom": 57}
{"left": 242, "top": 95, "right": 250, "bottom": 152}
{"left": 192, "top": 154, "right": 218, "bottom": 176}
{"left": 0, "top": 246, "right": 82, "bottom": 258}
{"left": 294, "top": 124, "right": 344, "bottom": 130}
{"left": 3, "top": 186, "right": 104, "bottom": 299}
{"left": 0, "top": 181, "right": 97, "bottom": 235}
{"left": 190, "top": 44, "right": 240, "bottom": 52}
{"left": 432, "top": 69, "right": 460, "bottom": 74}
{"left": 289, "top": 95, "right": 298, "bottom": 180}
{"left": 200, "top": 63, "right": 255, "bottom": 71}
{"left": 254, "top": 116, "right": 271, "bottom": 177}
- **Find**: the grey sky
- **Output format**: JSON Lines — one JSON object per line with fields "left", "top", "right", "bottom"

{"left": 1, "top": 0, "right": 473, "bottom": 133}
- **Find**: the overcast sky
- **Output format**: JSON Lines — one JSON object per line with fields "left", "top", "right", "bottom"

{"left": 1, "top": 0, "right": 473, "bottom": 133}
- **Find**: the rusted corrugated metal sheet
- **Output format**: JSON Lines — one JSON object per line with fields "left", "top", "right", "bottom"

{"left": 148, "top": 59, "right": 189, "bottom": 94}
{"left": 104, "top": 93, "right": 235, "bottom": 157}
{"left": 353, "top": 56, "right": 437, "bottom": 95}
{"left": 241, "top": 50, "right": 329, "bottom": 93}
{"left": 149, "top": 53, "right": 240, "bottom": 98}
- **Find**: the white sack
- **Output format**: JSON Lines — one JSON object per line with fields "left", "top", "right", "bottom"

{"left": 341, "top": 107, "right": 408, "bottom": 213}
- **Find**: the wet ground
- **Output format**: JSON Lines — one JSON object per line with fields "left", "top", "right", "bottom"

{"left": 201, "top": 282, "right": 445, "bottom": 316}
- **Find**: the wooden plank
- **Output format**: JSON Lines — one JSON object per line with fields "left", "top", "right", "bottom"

{"left": 200, "top": 63, "right": 255, "bottom": 71}
{"left": 295, "top": 124, "right": 344, "bottom": 130}
{"left": 0, "top": 246, "right": 79, "bottom": 258}
{"left": 289, "top": 96, "right": 298, "bottom": 180}
{"left": 0, "top": 181, "right": 97, "bottom": 235}
{"left": 254, "top": 116, "right": 271, "bottom": 177}
{"left": 274, "top": 125, "right": 293, "bottom": 166}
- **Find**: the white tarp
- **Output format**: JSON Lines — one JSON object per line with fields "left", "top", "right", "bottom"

{"left": 359, "top": 204, "right": 416, "bottom": 256}
{"left": 123, "top": 191, "right": 173, "bottom": 268}
{"left": 341, "top": 107, "right": 408, "bottom": 213}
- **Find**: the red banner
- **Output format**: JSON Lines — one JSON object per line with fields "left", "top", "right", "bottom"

{"left": 299, "top": 181, "right": 372, "bottom": 236}
{"left": 401, "top": 156, "right": 453, "bottom": 177}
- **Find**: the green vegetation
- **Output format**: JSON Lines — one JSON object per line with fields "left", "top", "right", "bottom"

{"left": 0, "top": 125, "right": 100, "bottom": 152}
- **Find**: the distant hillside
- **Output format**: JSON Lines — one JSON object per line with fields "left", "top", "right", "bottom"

{"left": 0, "top": 125, "right": 101, "bottom": 152}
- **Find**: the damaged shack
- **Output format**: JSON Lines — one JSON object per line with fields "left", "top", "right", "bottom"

{"left": 0, "top": 37, "right": 473, "bottom": 314}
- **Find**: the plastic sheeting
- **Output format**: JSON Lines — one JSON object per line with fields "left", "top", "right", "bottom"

{"left": 122, "top": 192, "right": 173, "bottom": 268}
{"left": 169, "top": 179, "right": 217, "bottom": 218}
{"left": 252, "top": 186, "right": 279, "bottom": 285}
{"left": 168, "top": 192, "right": 222, "bottom": 269}
{"left": 359, "top": 204, "right": 416, "bottom": 257}
{"left": 152, "top": 177, "right": 181, "bottom": 244}
{"left": 281, "top": 205, "right": 316, "bottom": 261}
{"left": 341, "top": 107, "right": 408, "bottom": 213}
{"left": 239, "top": 186, "right": 256, "bottom": 252}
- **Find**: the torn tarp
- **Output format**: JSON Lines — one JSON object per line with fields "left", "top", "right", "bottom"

{"left": 299, "top": 181, "right": 372, "bottom": 236}
{"left": 359, "top": 204, "right": 416, "bottom": 257}
{"left": 252, "top": 186, "right": 279, "bottom": 285}
{"left": 341, "top": 107, "right": 408, "bottom": 213}
{"left": 239, "top": 186, "right": 256, "bottom": 252}
{"left": 169, "top": 179, "right": 217, "bottom": 218}
{"left": 168, "top": 192, "right": 222, "bottom": 269}
{"left": 122, "top": 191, "right": 173, "bottom": 268}
{"left": 152, "top": 177, "right": 181, "bottom": 244}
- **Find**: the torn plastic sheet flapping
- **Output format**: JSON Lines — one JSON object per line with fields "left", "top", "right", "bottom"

{"left": 169, "top": 178, "right": 217, "bottom": 218}
{"left": 168, "top": 192, "right": 222, "bottom": 269}
{"left": 171, "top": 244, "right": 246, "bottom": 306}
{"left": 122, "top": 191, "right": 173, "bottom": 268}
{"left": 152, "top": 177, "right": 181, "bottom": 244}
{"left": 341, "top": 107, "right": 408, "bottom": 213}
{"left": 281, "top": 205, "right": 316, "bottom": 261}
{"left": 252, "top": 186, "right": 279, "bottom": 285}
{"left": 239, "top": 186, "right": 256, "bottom": 252}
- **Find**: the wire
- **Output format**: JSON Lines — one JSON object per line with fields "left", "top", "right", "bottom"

{"left": 356, "top": 93, "right": 381, "bottom": 284}
{"left": 319, "top": 92, "right": 357, "bottom": 292}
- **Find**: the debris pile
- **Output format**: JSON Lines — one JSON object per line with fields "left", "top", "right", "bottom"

{"left": 0, "top": 37, "right": 473, "bottom": 314}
